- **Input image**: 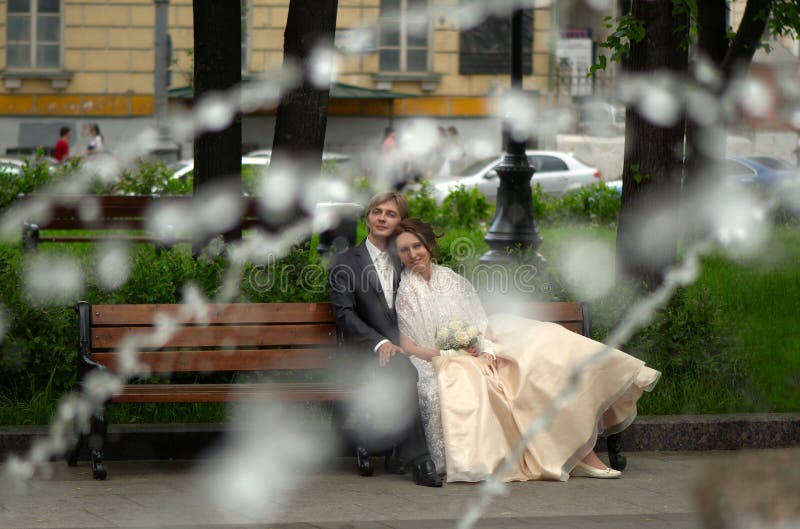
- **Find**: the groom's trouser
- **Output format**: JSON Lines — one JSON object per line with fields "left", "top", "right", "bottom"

{"left": 337, "top": 350, "right": 430, "bottom": 463}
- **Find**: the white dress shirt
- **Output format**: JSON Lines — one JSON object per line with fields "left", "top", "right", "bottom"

{"left": 365, "top": 238, "right": 395, "bottom": 352}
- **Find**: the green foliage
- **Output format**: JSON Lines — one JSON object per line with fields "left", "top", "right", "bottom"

{"left": 596, "top": 286, "right": 753, "bottom": 415}
{"left": 589, "top": 13, "right": 646, "bottom": 76}
{"left": 770, "top": 0, "right": 800, "bottom": 37}
{"left": 241, "top": 164, "right": 260, "bottom": 195}
{"left": 672, "top": 0, "right": 698, "bottom": 50}
{"left": 438, "top": 185, "right": 492, "bottom": 230}
{"left": 529, "top": 182, "right": 620, "bottom": 225}
{"left": 0, "top": 155, "right": 70, "bottom": 209}
{"left": 407, "top": 180, "right": 440, "bottom": 224}
{"left": 112, "top": 160, "right": 192, "bottom": 196}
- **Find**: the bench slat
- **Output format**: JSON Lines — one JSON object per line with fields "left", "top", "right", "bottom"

{"left": 93, "top": 348, "right": 336, "bottom": 373}
{"left": 525, "top": 302, "right": 585, "bottom": 322}
{"left": 91, "top": 303, "right": 336, "bottom": 326}
{"left": 92, "top": 323, "right": 336, "bottom": 349}
{"left": 39, "top": 234, "right": 183, "bottom": 243}
{"left": 112, "top": 382, "right": 351, "bottom": 403}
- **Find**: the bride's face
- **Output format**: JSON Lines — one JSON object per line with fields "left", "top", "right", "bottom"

{"left": 396, "top": 232, "right": 431, "bottom": 277}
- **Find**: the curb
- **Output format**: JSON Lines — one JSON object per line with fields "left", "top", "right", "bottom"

{"left": 1, "top": 413, "right": 798, "bottom": 462}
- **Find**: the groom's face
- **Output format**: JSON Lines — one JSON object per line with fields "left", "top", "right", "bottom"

{"left": 365, "top": 199, "right": 402, "bottom": 242}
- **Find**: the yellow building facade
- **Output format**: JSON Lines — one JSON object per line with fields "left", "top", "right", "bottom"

{"left": 0, "top": 0, "right": 557, "bottom": 122}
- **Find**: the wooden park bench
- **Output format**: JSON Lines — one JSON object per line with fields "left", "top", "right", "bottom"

{"left": 68, "top": 299, "right": 624, "bottom": 480}
{"left": 19, "top": 195, "right": 263, "bottom": 251}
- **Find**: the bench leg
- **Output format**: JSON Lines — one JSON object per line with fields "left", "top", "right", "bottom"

{"left": 606, "top": 432, "right": 627, "bottom": 471}
{"left": 87, "top": 406, "right": 109, "bottom": 480}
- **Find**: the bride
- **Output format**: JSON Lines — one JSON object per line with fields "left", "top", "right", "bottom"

{"left": 393, "top": 218, "right": 661, "bottom": 483}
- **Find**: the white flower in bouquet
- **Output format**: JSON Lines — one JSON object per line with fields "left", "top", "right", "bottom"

{"left": 435, "top": 319, "right": 479, "bottom": 350}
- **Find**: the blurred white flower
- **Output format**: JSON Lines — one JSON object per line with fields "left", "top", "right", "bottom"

{"left": 23, "top": 254, "right": 84, "bottom": 306}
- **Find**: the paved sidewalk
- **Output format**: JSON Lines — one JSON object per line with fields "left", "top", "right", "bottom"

{"left": 0, "top": 450, "right": 749, "bottom": 529}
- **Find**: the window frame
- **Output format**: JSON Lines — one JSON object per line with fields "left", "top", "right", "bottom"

{"left": 377, "top": 0, "right": 431, "bottom": 74}
{"left": 6, "top": 0, "right": 63, "bottom": 71}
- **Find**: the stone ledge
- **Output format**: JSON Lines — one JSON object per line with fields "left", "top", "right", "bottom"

{"left": 1, "top": 413, "right": 798, "bottom": 462}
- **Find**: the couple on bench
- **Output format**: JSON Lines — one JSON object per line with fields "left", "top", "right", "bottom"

{"left": 328, "top": 191, "right": 660, "bottom": 487}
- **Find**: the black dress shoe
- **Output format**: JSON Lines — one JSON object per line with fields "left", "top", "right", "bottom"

{"left": 412, "top": 458, "right": 442, "bottom": 487}
{"left": 384, "top": 447, "right": 406, "bottom": 475}
{"left": 606, "top": 433, "right": 627, "bottom": 471}
{"left": 356, "top": 446, "right": 374, "bottom": 477}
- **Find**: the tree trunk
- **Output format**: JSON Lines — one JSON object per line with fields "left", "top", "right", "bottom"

{"left": 684, "top": 0, "right": 772, "bottom": 243}
{"left": 268, "top": 0, "right": 339, "bottom": 231}
{"left": 192, "top": 0, "right": 242, "bottom": 250}
{"left": 684, "top": 0, "right": 728, "bottom": 204}
{"left": 616, "top": 0, "right": 688, "bottom": 288}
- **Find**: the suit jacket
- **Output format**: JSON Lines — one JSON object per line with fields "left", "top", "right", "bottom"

{"left": 329, "top": 242, "right": 417, "bottom": 379}
{"left": 329, "top": 241, "right": 402, "bottom": 354}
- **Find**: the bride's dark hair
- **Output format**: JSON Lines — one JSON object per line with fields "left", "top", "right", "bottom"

{"left": 394, "top": 218, "right": 443, "bottom": 258}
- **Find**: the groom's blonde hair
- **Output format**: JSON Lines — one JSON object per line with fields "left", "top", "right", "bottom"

{"left": 365, "top": 191, "right": 409, "bottom": 224}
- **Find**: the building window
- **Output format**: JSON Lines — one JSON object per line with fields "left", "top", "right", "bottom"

{"left": 459, "top": 7, "right": 532, "bottom": 75}
{"left": 378, "top": 0, "right": 429, "bottom": 73}
{"left": 6, "top": 0, "right": 62, "bottom": 70}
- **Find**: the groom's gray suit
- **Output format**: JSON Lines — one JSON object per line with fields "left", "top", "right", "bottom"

{"left": 328, "top": 241, "right": 430, "bottom": 464}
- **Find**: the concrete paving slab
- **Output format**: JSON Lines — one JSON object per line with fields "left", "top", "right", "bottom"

{"left": 0, "top": 450, "right": 787, "bottom": 529}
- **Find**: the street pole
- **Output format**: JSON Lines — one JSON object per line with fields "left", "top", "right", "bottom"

{"left": 153, "top": 0, "right": 179, "bottom": 162}
{"left": 480, "top": 9, "right": 543, "bottom": 264}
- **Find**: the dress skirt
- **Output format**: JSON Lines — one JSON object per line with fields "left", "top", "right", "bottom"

{"left": 432, "top": 314, "right": 661, "bottom": 483}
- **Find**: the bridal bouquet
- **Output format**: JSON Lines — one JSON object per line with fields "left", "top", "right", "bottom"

{"left": 435, "top": 319, "right": 480, "bottom": 350}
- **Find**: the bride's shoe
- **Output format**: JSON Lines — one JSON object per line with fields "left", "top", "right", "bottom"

{"left": 570, "top": 461, "right": 622, "bottom": 479}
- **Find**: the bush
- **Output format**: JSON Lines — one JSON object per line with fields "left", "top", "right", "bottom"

{"left": 0, "top": 239, "right": 327, "bottom": 408}
{"left": 0, "top": 155, "right": 77, "bottom": 209}
{"left": 590, "top": 283, "right": 757, "bottom": 415}
{"left": 112, "top": 160, "right": 192, "bottom": 196}
{"left": 532, "top": 181, "right": 620, "bottom": 225}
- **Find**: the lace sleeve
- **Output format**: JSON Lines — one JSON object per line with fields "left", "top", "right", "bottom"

{"left": 396, "top": 275, "right": 434, "bottom": 348}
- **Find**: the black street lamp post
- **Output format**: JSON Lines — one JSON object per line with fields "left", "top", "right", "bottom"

{"left": 480, "top": 9, "right": 543, "bottom": 264}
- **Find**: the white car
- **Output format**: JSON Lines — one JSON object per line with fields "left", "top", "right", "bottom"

{"left": 0, "top": 158, "right": 26, "bottom": 178}
{"left": 170, "top": 151, "right": 355, "bottom": 182}
{"left": 168, "top": 155, "right": 270, "bottom": 182}
{"left": 428, "top": 150, "right": 602, "bottom": 203}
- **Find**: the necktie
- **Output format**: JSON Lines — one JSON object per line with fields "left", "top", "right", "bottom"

{"left": 375, "top": 251, "right": 394, "bottom": 308}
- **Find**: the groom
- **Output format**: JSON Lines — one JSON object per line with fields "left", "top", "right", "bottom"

{"left": 328, "top": 191, "right": 442, "bottom": 487}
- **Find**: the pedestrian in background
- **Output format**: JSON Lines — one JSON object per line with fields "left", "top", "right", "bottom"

{"left": 54, "top": 126, "right": 70, "bottom": 162}
{"left": 85, "top": 123, "right": 104, "bottom": 156}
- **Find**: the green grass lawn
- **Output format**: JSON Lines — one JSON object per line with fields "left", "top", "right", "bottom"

{"left": 537, "top": 223, "right": 800, "bottom": 414}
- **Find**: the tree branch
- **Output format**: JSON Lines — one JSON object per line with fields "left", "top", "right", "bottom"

{"left": 720, "top": 0, "right": 772, "bottom": 78}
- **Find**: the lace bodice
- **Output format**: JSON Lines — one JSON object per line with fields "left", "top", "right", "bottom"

{"left": 396, "top": 264, "right": 494, "bottom": 356}
{"left": 395, "top": 264, "right": 495, "bottom": 471}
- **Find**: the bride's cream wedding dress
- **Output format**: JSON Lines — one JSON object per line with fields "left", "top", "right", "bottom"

{"left": 396, "top": 264, "right": 660, "bottom": 483}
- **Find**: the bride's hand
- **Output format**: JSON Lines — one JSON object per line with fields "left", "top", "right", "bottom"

{"left": 479, "top": 353, "right": 497, "bottom": 373}
{"left": 463, "top": 345, "right": 479, "bottom": 357}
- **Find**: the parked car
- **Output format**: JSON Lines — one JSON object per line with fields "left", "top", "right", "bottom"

{"left": 724, "top": 156, "right": 798, "bottom": 188}
{"left": 605, "top": 179, "right": 623, "bottom": 195}
{"left": 171, "top": 151, "right": 355, "bottom": 182}
{"left": 169, "top": 155, "right": 270, "bottom": 182}
{"left": 598, "top": 155, "right": 797, "bottom": 198}
{"left": 245, "top": 149, "right": 352, "bottom": 164}
{"left": 424, "top": 150, "right": 602, "bottom": 203}
{"left": 0, "top": 157, "right": 25, "bottom": 178}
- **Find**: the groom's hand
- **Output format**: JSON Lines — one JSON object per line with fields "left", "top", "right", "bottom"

{"left": 377, "top": 342, "right": 404, "bottom": 367}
